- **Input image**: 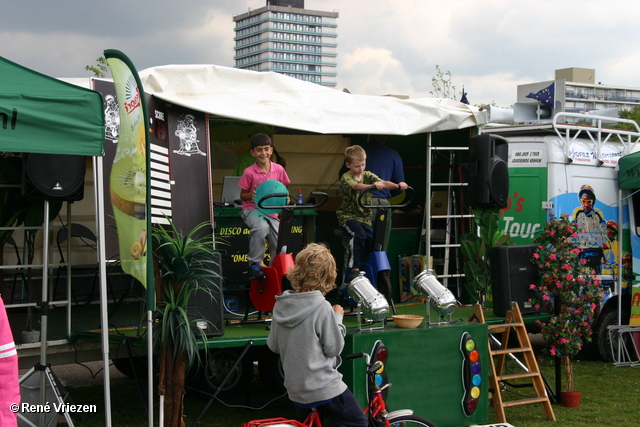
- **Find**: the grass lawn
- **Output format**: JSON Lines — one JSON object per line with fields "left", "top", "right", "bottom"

{"left": 495, "top": 352, "right": 640, "bottom": 426}
{"left": 55, "top": 349, "right": 640, "bottom": 427}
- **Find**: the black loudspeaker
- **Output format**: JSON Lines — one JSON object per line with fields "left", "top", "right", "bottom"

{"left": 490, "top": 245, "right": 540, "bottom": 317}
{"left": 22, "top": 153, "right": 85, "bottom": 201}
{"left": 467, "top": 134, "right": 509, "bottom": 208}
{"left": 188, "top": 252, "right": 225, "bottom": 337}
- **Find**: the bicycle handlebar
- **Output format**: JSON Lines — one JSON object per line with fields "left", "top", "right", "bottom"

{"left": 344, "top": 352, "right": 368, "bottom": 361}
{"left": 368, "top": 361, "right": 383, "bottom": 376}
{"left": 357, "top": 185, "right": 415, "bottom": 209}
{"left": 256, "top": 191, "right": 329, "bottom": 210}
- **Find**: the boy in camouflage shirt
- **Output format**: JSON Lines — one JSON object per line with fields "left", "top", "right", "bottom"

{"left": 337, "top": 145, "right": 407, "bottom": 282}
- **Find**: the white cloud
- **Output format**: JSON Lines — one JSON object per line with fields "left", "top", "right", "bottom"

{"left": 340, "top": 47, "right": 416, "bottom": 96}
{"left": 2, "top": 0, "right": 640, "bottom": 110}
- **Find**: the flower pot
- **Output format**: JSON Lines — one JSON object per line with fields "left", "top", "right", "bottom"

{"left": 21, "top": 330, "right": 40, "bottom": 344}
{"left": 560, "top": 391, "right": 581, "bottom": 408}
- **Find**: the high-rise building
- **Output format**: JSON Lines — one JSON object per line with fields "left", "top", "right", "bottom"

{"left": 518, "top": 68, "right": 640, "bottom": 116}
{"left": 232, "top": 0, "right": 338, "bottom": 87}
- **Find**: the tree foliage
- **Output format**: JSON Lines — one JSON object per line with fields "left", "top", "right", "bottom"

{"left": 616, "top": 105, "right": 640, "bottom": 132}
{"left": 430, "top": 65, "right": 457, "bottom": 100}
{"left": 85, "top": 56, "right": 110, "bottom": 78}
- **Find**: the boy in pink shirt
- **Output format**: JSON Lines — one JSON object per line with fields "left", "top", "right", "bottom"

{"left": 238, "top": 134, "right": 291, "bottom": 279}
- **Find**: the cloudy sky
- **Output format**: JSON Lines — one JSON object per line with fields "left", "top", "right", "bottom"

{"left": 2, "top": 0, "right": 639, "bottom": 108}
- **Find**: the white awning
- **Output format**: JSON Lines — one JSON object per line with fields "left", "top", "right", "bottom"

{"left": 139, "top": 64, "right": 486, "bottom": 135}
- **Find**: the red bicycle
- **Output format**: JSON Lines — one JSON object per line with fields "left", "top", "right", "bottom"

{"left": 243, "top": 340, "right": 437, "bottom": 427}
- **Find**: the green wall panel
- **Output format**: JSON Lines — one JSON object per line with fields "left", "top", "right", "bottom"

{"left": 341, "top": 321, "right": 489, "bottom": 427}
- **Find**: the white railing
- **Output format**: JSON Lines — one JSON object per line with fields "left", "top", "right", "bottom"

{"left": 552, "top": 112, "right": 640, "bottom": 163}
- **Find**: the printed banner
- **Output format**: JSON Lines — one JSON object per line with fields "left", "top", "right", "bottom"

{"left": 105, "top": 50, "right": 149, "bottom": 291}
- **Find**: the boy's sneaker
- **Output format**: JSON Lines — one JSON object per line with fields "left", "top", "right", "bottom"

{"left": 248, "top": 263, "right": 264, "bottom": 279}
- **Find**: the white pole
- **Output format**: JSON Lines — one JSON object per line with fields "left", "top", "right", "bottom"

{"left": 148, "top": 309, "right": 154, "bottom": 427}
{"left": 617, "top": 189, "right": 624, "bottom": 362}
{"left": 94, "top": 156, "right": 112, "bottom": 426}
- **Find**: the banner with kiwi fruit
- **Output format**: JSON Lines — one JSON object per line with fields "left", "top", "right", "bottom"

{"left": 106, "top": 53, "right": 148, "bottom": 288}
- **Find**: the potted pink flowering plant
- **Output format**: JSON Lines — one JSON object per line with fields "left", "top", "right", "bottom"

{"left": 530, "top": 213, "right": 604, "bottom": 405}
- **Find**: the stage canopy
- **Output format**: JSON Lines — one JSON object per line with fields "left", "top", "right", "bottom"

{"left": 139, "top": 64, "right": 486, "bottom": 135}
{"left": 0, "top": 56, "right": 104, "bottom": 156}
{"left": 618, "top": 150, "right": 640, "bottom": 190}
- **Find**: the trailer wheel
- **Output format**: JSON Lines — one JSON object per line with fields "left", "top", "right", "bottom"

{"left": 188, "top": 349, "right": 251, "bottom": 395}
{"left": 258, "top": 348, "right": 286, "bottom": 394}
{"left": 592, "top": 307, "right": 630, "bottom": 362}
{"left": 112, "top": 356, "right": 148, "bottom": 379}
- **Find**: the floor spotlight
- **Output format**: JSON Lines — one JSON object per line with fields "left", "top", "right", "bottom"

{"left": 412, "top": 270, "right": 457, "bottom": 324}
{"left": 348, "top": 273, "right": 389, "bottom": 330}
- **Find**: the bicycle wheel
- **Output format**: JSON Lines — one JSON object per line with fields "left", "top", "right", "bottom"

{"left": 386, "top": 413, "right": 438, "bottom": 427}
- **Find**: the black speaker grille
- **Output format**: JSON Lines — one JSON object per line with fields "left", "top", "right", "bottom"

{"left": 467, "top": 134, "right": 509, "bottom": 208}
{"left": 23, "top": 154, "right": 85, "bottom": 201}
{"left": 490, "top": 245, "right": 540, "bottom": 317}
{"left": 187, "top": 251, "right": 225, "bottom": 337}
{"left": 489, "top": 160, "right": 509, "bottom": 207}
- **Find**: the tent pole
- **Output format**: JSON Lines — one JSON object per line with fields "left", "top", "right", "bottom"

{"left": 425, "top": 132, "right": 432, "bottom": 263}
{"left": 66, "top": 202, "right": 72, "bottom": 337}
{"left": 94, "top": 156, "right": 112, "bottom": 427}
{"left": 617, "top": 189, "right": 623, "bottom": 361}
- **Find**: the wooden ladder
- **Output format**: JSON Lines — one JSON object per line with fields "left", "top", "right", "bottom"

{"left": 470, "top": 302, "right": 556, "bottom": 423}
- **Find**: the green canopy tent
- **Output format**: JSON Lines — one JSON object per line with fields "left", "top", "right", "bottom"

{"left": 618, "top": 151, "right": 640, "bottom": 190}
{"left": 0, "top": 56, "right": 111, "bottom": 425}
{"left": 614, "top": 145, "right": 640, "bottom": 363}
{"left": 0, "top": 56, "right": 103, "bottom": 155}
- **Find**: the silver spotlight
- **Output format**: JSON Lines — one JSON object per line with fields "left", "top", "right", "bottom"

{"left": 348, "top": 273, "right": 389, "bottom": 327}
{"left": 412, "top": 270, "right": 457, "bottom": 322}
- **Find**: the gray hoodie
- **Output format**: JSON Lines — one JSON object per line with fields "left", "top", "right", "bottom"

{"left": 267, "top": 289, "right": 348, "bottom": 404}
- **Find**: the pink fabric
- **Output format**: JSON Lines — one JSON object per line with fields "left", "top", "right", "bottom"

{"left": 238, "top": 161, "right": 291, "bottom": 218}
{"left": 0, "top": 298, "right": 19, "bottom": 426}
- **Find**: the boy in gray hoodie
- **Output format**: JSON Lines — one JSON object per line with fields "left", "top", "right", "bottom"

{"left": 267, "top": 243, "right": 367, "bottom": 427}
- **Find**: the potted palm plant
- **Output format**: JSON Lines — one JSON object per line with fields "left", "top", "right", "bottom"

{"left": 152, "top": 219, "right": 221, "bottom": 427}
{"left": 460, "top": 206, "right": 513, "bottom": 305}
{"left": 529, "top": 213, "right": 603, "bottom": 407}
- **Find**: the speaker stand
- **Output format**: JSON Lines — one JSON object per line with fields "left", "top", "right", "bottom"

{"left": 18, "top": 363, "right": 79, "bottom": 426}
{"left": 17, "top": 200, "right": 76, "bottom": 426}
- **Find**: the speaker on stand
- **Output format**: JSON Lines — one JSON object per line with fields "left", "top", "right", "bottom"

{"left": 467, "top": 134, "right": 509, "bottom": 208}
{"left": 18, "top": 153, "right": 86, "bottom": 425}
{"left": 22, "top": 153, "right": 86, "bottom": 201}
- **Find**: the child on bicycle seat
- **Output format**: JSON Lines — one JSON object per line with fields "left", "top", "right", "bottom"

{"left": 238, "top": 133, "right": 291, "bottom": 279}
{"left": 267, "top": 243, "right": 367, "bottom": 427}
{"left": 337, "top": 145, "right": 408, "bottom": 282}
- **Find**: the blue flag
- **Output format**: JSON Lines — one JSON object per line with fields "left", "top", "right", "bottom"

{"left": 460, "top": 87, "right": 469, "bottom": 105}
{"left": 526, "top": 82, "right": 555, "bottom": 107}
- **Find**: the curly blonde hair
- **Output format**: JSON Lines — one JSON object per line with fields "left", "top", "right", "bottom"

{"left": 287, "top": 243, "right": 337, "bottom": 295}
{"left": 345, "top": 145, "right": 366, "bottom": 164}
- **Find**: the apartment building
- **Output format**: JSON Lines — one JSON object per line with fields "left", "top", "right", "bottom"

{"left": 518, "top": 67, "right": 640, "bottom": 115}
{"left": 233, "top": 0, "right": 339, "bottom": 87}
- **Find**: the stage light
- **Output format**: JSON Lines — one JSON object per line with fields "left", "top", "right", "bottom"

{"left": 348, "top": 273, "right": 389, "bottom": 322}
{"left": 412, "top": 270, "right": 457, "bottom": 318}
